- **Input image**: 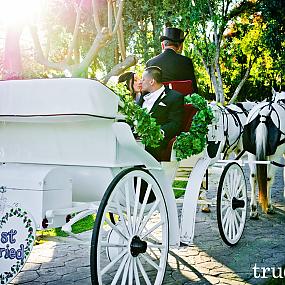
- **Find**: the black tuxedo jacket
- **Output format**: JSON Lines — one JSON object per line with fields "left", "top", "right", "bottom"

{"left": 138, "top": 86, "right": 184, "bottom": 160}
{"left": 146, "top": 49, "right": 198, "bottom": 93}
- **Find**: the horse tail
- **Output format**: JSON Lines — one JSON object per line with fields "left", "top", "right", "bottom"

{"left": 256, "top": 116, "right": 268, "bottom": 212}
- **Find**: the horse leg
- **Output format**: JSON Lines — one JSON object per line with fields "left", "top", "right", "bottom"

{"left": 248, "top": 154, "right": 259, "bottom": 219}
{"left": 266, "top": 150, "right": 284, "bottom": 214}
{"left": 283, "top": 154, "right": 285, "bottom": 198}
{"left": 266, "top": 162, "right": 275, "bottom": 214}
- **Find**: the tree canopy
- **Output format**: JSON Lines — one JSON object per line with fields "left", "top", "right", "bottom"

{"left": 0, "top": 0, "right": 284, "bottom": 102}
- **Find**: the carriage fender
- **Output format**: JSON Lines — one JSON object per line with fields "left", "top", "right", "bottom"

{"left": 112, "top": 122, "right": 161, "bottom": 169}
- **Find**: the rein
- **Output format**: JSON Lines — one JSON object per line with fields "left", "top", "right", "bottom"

{"left": 219, "top": 105, "right": 245, "bottom": 158}
{"left": 236, "top": 102, "right": 250, "bottom": 116}
{"left": 271, "top": 160, "right": 285, "bottom": 168}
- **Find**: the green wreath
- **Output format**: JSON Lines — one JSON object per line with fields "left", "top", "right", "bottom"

{"left": 174, "top": 94, "right": 214, "bottom": 161}
{"left": 0, "top": 208, "right": 35, "bottom": 284}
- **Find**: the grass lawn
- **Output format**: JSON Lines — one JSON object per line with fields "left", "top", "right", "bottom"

{"left": 37, "top": 214, "right": 96, "bottom": 240}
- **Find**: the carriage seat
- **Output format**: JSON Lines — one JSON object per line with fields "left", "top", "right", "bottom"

{"left": 163, "top": 80, "right": 193, "bottom": 96}
{"left": 160, "top": 80, "right": 197, "bottom": 161}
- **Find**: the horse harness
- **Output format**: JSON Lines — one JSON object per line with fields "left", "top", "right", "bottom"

{"left": 243, "top": 101, "right": 285, "bottom": 167}
{"left": 219, "top": 105, "right": 245, "bottom": 159}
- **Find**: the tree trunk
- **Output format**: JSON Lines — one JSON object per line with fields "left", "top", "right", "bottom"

{"left": 3, "top": 26, "right": 23, "bottom": 80}
{"left": 215, "top": 61, "right": 225, "bottom": 104}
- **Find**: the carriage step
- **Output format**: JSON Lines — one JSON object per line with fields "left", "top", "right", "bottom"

{"left": 176, "top": 198, "right": 215, "bottom": 206}
{"left": 174, "top": 177, "right": 191, "bottom": 181}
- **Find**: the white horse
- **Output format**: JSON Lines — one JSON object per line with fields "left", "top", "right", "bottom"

{"left": 243, "top": 91, "right": 285, "bottom": 218}
{"left": 200, "top": 101, "right": 256, "bottom": 213}
{"left": 218, "top": 101, "right": 257, "bottom": 159}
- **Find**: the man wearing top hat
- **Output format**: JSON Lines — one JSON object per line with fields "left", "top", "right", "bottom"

{"left": 146, "top": 27, "right": 198, "bottom": 93}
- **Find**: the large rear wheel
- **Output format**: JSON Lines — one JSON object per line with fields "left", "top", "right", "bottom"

{"left": 90, "top": 167, "right": 169, "bottom": 285}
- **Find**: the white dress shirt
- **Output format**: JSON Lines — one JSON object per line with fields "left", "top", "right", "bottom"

{"left": 142, "top": 86, "right": 165, "bottom": 113}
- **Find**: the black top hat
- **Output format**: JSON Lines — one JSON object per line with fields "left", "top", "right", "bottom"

{"left": 160, "top": 27, "right": 186, "bottom": 43}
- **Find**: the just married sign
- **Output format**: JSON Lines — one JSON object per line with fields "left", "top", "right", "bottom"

{"left": 0, "top": 206, "right": 35, "bottom": 284}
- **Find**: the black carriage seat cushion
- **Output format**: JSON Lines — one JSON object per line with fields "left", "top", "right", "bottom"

{"left": 160, "top": 104, "right": 197, "bottom": 161}
{"left": 243, "top": 114, "right": 281, "bottom": 156}
{"left": 163, "top": 80, "right": 193, "bottom": 96}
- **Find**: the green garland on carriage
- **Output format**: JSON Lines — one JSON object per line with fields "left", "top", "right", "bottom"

{"left": 114, "top": 83, "right": 213, "bottom": 160}
{"left": 174, "top": 94, "right": 214, "bottom": 161}
{"left": 115, "top": 83, "right": 163, "bottom": 148}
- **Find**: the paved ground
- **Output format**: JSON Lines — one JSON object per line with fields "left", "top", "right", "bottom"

{"left": 9, "top": 164, "right": 285, "bottom": 285}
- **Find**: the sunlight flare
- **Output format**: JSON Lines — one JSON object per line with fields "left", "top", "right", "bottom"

{"left": 0, "top": 0, "right": 44, "bottom": 26}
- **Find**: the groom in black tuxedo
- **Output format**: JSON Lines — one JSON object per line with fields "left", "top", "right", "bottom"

{"left": 138, "top": 66, "right": 184, "bottom": 161}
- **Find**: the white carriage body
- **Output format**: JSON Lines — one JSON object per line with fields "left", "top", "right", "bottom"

{"left": 0, "top": 78, "right": 180, "bottom": 242}
{"left": 0, "top": 163, "right": 72, "bottom": 229}
{"left": 0, "top": 78, "right": 119, "bottom": 166}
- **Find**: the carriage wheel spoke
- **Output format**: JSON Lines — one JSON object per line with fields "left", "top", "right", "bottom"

{"left": 230, "top": 212, "right": 236, "bottom": 239}
{"left": 125, "top": 183, "right": 133, "bottom": 236}
{"left": 231, "top": 170, "right": 236, "bottom": 195}
{"left": 221, "top": 202, "right": 230, "bottom": 214}
{"left": 132, "top": 177, "right": 142, "bottom": 230}
{"left": 222, "top": 207, "right": 231, "bottom": 228}
{"left": 101, "top": 241, "right": 127, "bottom": 248}
{"left": 224, "top": 210, "right": 231, "bottom": 237}
{"left": 105, "top": 217, "right": 128, "bottom": 241}
{"left": 147, "top": 242, "right": 165, "bottom": 249}
{"left": 141, "top": 252, "right": 161, "bottom": 271}
{"left": 101, "top": 248, "right": 128, "bottom": 275}
{"left": 111, "top": 253, "right": 129, "bottom": 285}
{"left": 128, "top": 258, "right": 134, "bottom": 285}
{"left": 233, "top": 212, "right": 239, "bottom": 238}
{"left": 229, "top": 212, "right": 234, "bottom": 240}
{"left": 135, "top": 184, "right": 152, "bottom": 233}
{"left": 235, "top": 209, "right": 242, "bottom": 223}
{"left": 141, "top": 220, "right": 164, "bottom": 239}
{"left": 229, "top": 170, "right": 235, "bottom": 196}
{"left": 236, "top": 183, "right": 245, "bottom": 198}
{"left": 145, "top": 233, "right": 160, "bottom": 244}
{"left": 221, "top": 194, "right": 231, "bottom": 206}
{"left": 229, "top": 212, "right": 235, "bottom": 239}
{"left": 225, "top": 175, "right": 232, "bottom": 197}
{"left": 137, "top": 257, "right": 152, "bottom": 285}
{"left": 115, "top": 198, "right": 130, "bottom": 237}
{"left": 133, "top": 258, "right": 140, "bottom": 285}
{"left": 121, "top": 257, "right": 131, "bottom": 285}
{"left": 138, "top": 200, "right": 160, "bottom": 235}
{"left": 234, "top": 172, "right": 241, "bottom": 194}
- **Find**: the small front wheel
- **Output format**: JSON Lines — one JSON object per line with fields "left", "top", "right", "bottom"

{"left": 217, "top": 162, "right": 247, "bottom": 246}
{"left": 90, "top": 167, "right": 169, "bottom": 285}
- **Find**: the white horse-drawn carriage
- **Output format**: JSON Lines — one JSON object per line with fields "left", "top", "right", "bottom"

{"left": 0, "top": 78, "right": 251, "bottom": 284}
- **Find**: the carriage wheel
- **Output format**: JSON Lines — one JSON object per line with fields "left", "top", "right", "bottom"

{"left": 90, "top": 167, "right": 169, "bottom": 285}
{"left": 217, "top": 162, "right": 247, "bottom": 246}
